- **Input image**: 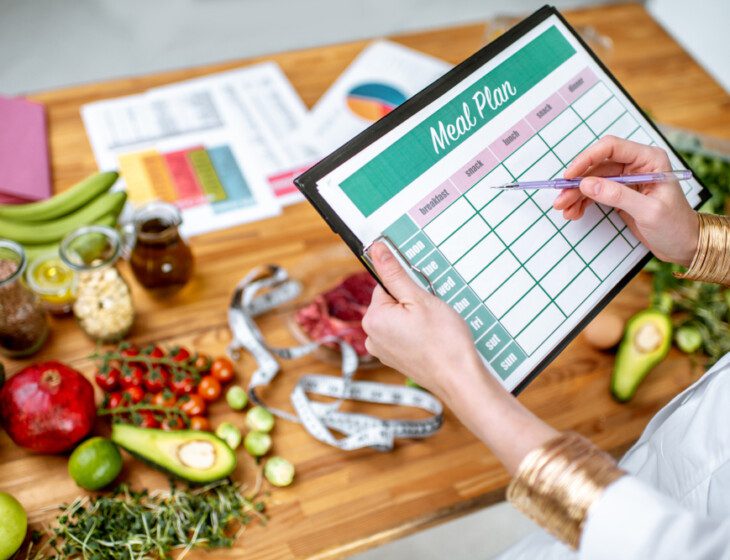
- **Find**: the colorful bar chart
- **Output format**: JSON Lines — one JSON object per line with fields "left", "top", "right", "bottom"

{"left": 117, "top": 143, "right": 255, "bottom": 211}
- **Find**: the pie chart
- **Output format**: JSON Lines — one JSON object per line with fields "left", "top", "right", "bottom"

{"left": 346, "top": 83, "right": 407, "bottom": 122}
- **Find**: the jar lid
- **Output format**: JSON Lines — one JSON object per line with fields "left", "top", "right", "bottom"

{"left": 0, "top": 239, "right": 26, "bottom": 287}
{"left": 60, "top": 225, "right": 121, "bottom": 272}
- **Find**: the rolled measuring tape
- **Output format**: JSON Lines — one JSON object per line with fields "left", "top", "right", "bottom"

{"left": 227, "top": 265, "right": 444, "bottom": 451}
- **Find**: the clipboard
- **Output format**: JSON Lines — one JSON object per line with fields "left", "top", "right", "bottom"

{"left": 295, "top": 5, "right": 709, "bottom": 394}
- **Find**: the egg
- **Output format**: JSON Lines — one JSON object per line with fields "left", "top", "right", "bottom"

{"left": 584, "top": 312, "right": 625, "bottom": 350}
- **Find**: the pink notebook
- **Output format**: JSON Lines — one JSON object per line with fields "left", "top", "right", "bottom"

{"left": 0, "top": 95, "right": 51, "bottom": 203}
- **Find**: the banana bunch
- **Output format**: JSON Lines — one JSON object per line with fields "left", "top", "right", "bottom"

{"left": 0, "top": 171, "right": 126, "bottom": 261}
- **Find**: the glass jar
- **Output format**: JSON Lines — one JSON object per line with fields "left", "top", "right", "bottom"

{"left": 60, "top": 226, "right": 135, "bottom": 342}
{"left": 127, "top": 202, "right": 194, "bottom": 295}
{"left": 0, "top": 240, "right": 50, "bottom": 357}
{"left": 26, "top": 252, "right": 77, "bottom": 314}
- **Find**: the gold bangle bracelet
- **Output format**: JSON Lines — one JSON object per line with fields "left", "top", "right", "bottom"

{"left": 675, "top": 213, "right": 730, "bottom": 286}
{"left": 507, "top": 432, "right": 625, "bottom": 549}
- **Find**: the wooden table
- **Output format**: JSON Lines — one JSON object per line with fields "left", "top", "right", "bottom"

{"left": 2, "top": 4, "right": 729, "bottom": 558}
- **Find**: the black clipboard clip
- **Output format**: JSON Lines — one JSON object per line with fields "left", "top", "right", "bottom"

{"left": 363, "top": 235, "right": 435, "bottom": 295}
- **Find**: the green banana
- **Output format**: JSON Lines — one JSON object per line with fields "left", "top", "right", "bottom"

{"left": 0, "top": 171, "right": 118, "bottom": 222}
{"left": 23, "top": 213, "right": 119, "bottom": 263}
{"left": 0, "top": 191, "right": 127, "bottom": 246}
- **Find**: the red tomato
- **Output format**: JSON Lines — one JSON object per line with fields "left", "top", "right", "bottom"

{"left": 169, "top": 373, "right": 196, "bottom": 396}
{"left": 120, "top": 365, "right": 144, "bottom": 389}
{"left": 122, "top": 386, "right": 145, "bottom": 404}
{"left": 137, "top": 410, "right": 160, "bottom": 429}
{"left": 179, "top": 394, "right": 206, "bottom": 417}
{"left": 143, "top": 367, "right": 170, "bottom": 393}
{"left": 210, "top": 357, "right": 235, "bottom": 384}
{"left": 105, "top": 392, "right": 124, "bottom": 410}
{"left": 161, "top": 416, "right": 184, "bottom": 431}
{"left": 147, "top": 345, "right": 165, "bottom": 359}
{"left": 171, "top": 347, "right": 191, "bottom": 363}
{"left": 95, "top": 367, "right": 121, "bottom": 392}
{"left": 193, "top": 353, "right": 212, "bottom": 374}
{"left": 152, "top": 390, "right": 177, "bottom": 408}
{"left": 189, "top": 416, "right": 211, "bottom": 431}
{"left": 197, "top": 375, "right": 222, "bottom": 402}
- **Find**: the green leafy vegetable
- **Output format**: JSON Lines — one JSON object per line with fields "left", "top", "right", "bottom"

{"left": 24, "top": 479, "right": 266, "bottom": 559}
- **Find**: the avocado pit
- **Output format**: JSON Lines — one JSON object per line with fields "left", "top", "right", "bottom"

{"left": 177, "top": 440, "right": 216, "bottom": 470}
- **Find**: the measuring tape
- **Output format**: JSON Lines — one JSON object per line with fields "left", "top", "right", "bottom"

{"left": 227, "top": 265, "right": 444, "bottom": 451}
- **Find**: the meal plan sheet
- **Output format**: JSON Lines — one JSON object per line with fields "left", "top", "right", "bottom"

{"left": 297, "top": 8, "right": 705, "bottom": 393}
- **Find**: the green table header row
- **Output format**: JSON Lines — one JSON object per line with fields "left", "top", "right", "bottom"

{"left": 339, "top": 26, "right": 575, "bottom": 217}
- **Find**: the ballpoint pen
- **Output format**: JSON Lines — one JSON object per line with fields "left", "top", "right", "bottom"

{"left": 491, "top": 169, "right": 693, "bottom": 190}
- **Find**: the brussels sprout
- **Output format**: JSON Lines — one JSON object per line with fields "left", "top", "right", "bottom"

{"left": 215, "top": 422, "right": 242, "bottom": 450}
{"left": 226, "top": 386, "right": 248, "bottom": 411}
{"left": 675, "top": 325, "right": 703, "bottom": 354}
{"left": 264, "top": 456, "right": 295, "bottom": 487}
{"left": 245, "top": 406, "right": 275, "bottom": 433}
{"left": 244, "top": 431, "right": 272, "bottom": 457}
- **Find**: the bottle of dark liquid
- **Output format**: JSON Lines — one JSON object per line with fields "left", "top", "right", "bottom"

{"left": 128, "top": 202, "right": 194, "bottom": 295}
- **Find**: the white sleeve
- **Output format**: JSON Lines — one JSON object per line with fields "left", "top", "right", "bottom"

{"left": 580, "top": 476, "right": 730, "bottom": 560}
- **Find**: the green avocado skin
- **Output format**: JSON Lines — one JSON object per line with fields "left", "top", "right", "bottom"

{"left": 111, "top": 424, "right": 236, "bottom": 484}
{"left": 611, "top": 310, "right": 673, "bottom": 402}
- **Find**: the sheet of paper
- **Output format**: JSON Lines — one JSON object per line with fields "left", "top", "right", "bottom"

{"left": 294, "top": 40, "right": 451, "bottom": 157}
{"left": 81, "top": 62, "right": 313, "bottom": 235}
{"left": 315, "top": 17, "right": 704, "bottom": 391}
{"left": 151, "top": 63, "right": 317, "bottom": 205}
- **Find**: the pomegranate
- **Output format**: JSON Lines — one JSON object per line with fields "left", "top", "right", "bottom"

{"left": 0, "top": 361, "right": 96, "bottom": 453}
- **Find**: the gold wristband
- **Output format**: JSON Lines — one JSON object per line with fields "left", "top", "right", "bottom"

{"left": 674, "top": 213, "right": 730, "bottom": 286}
{"left": 507, "top": 432, "right": 625, "bottom": 549}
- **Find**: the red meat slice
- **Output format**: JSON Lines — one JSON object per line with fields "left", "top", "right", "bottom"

{"left": 295, "top": 272, "right": 377, "bottom": 357}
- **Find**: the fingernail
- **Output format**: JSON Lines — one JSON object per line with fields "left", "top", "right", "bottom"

{"left": 582, "top": 177, "right": 601, "bottom": 196}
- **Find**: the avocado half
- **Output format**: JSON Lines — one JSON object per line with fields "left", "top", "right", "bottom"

{"left": 111, "top": 424, "right": 236, "bottom": 483}
{"left": 611, "top": 309, "right": 672, "bottom": 402}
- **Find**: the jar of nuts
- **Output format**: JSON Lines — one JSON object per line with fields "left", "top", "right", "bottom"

{"left": 60, "top": 226, "right": 135, "bottom": 342}
{"left": 0, "top": 239, "right": 50, "bottom": 357}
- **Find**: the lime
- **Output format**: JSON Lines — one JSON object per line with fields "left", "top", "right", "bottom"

{"left": 0, "top": 491, "right": 27, "bottom": 560}
{"left": 68, "top": 437, "right": 123, "bottom": 490}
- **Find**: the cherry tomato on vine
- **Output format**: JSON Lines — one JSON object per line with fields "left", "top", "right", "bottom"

{"left": 161, "top": 416, "right": 185, "bottom": 431}
{"left": 180, "top": 394, "right": 206, "bottom": 417}
{"left": 105, "top": 392, "right": 124, "bottom": 410}
{"left": 169, "top": 373, "right": 196, "bottom": 396}
{"left": 147, "top": 345, "right": 165, "bottom": 359}
{"left": 189, "top": 416, "right": 211, "bottom": 431}
{"left": 120, "top": 365, "right": 145, "bottom": 389}
{"left": 137, "top": 410, "right": 160, "bottom": 429}
{"left": 122, "top": 386, "right": 145, "bottom": 405}
{"left": 143, "top": 367, "right": 170, "bottom": 393}
{"left": 95, "top": 367, "right": 121, "bottom": 392}
{"left": 152, "top": 390, "right": 177, "bottom": 408}
{"left": 211, "top": 357, "right": 235, "bottom": 384}
{"left": 197, "top": 375, "right": 222, "bottom": 402}
{"left": 171, "top": 347, "right": 191, "bottom": 363}
{"left": 193, "top": 353, "right": 212, "bottom": 373}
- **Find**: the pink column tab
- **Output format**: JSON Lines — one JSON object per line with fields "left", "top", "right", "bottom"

{"left": 525, "top": 93, "right": 567, "bottom": 132}
{"left": 408, "top": 180, "right": 459, "bottom": 228}
{"left": 489, "top": 119, "right": 533, "bottom": 161}
{"left": 450, "top": 148, "right": 498, "bottom": 193}
{"left": 559, "top": 67, "right": 599, "bottom": 104}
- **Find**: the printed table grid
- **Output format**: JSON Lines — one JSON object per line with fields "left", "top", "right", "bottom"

{"left": 382, "top": 66, "right": 694, "bottom": 381}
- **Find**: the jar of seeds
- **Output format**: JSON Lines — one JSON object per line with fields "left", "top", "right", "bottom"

{"left": 0, "top": 239, "right": 50, "bottom": 357}
{"left": 60, "top": 226, "right": 135, "bottom": 342}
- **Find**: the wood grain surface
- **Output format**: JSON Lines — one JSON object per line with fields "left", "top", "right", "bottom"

{"left": 2, "top": 4, "right": 729, "bottom": 558}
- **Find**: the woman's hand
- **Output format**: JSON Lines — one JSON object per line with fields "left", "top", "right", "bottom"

{"left": 362, "top": 242, "right": 485, "bottom": 403}
{"left": 553, "top": 136, "right": 699, "bottom": 266}
{"left": 362, "top": 242, "right": 558, "bottom": 473}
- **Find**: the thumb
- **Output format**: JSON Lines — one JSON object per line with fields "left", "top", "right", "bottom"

{"left": 369, "top": 242, "right": 422, "bottom": 302}
{"left": 579, "top": 176, "right": 658, "bottom": 218}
